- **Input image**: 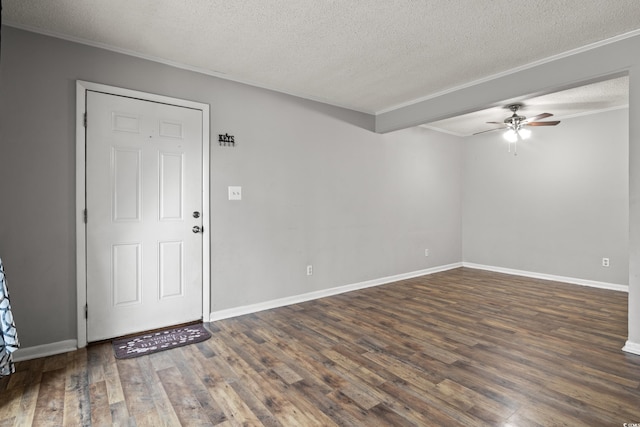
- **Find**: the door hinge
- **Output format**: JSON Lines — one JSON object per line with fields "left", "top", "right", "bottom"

{"left": 84, "top": 304, "right": 88, "bottom": 319}
{"left": 83, "top": 209, "right": 88, "bottom": 224}
{"left": 83, "top": 112, "right": 87, "bottom": 128}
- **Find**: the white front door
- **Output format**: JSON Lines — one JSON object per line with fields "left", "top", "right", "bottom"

{"left": 85, "top": 90, "right": 203, "bottom": 341}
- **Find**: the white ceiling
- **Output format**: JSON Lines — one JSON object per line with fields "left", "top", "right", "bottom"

{"left": 3, "top": 1, "right": 639, "bottom": 132}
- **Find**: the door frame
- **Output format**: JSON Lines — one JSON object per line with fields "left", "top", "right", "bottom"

{"left": 75, "top": 80, "right": 211, "bottom": 348}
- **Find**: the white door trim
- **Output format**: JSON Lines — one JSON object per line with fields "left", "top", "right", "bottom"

{"left": 75, "top": 80, "right": 210, "bottom": 348}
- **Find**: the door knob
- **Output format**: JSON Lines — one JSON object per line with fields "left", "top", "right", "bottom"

{"left": 192, "top": 226, "right": 203, "bottom": 233}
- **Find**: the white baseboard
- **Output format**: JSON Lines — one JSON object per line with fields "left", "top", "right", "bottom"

{"left": 622, "top": 340, "right": 640, "bottom": 356}
{"left": 13, "top": 339, "right": 78, "bottom": 362}
{"left": 463, "top": 262, "right": 628, "bottom": 292}
{"left": 210, "top": 262, "right": 463, "bottom": 321}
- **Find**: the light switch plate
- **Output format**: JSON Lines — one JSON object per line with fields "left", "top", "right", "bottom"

{"left": 228, "top": 186, "right": 242, "bottom": 201}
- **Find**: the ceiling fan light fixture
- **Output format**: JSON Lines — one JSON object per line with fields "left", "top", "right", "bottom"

{"left": 476, "top": 103, "right": 560, "bottom": 155}
{"left": 503, "top": 128, "right": 518, "bottom": 143}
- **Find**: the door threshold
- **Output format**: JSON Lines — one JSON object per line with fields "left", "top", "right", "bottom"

{"left": 88, "top": 319, "right": 204, "bottom": 345}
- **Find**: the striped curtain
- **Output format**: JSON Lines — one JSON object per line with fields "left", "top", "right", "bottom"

{"left": 0, "top": 257, "right": 19, "bottom": 377}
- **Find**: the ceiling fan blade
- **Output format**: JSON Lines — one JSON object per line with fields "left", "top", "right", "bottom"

{"left": 473, "top": 127, "right": 506, "bottom": 135}
{"left": 526, "top": 121, "right": 560, "bottom": 126}
{"left": 486, "top": 121, "right": 504, "bottom": 125}
{"left": 524, "top": 113, "right": 553, "bottom": 122}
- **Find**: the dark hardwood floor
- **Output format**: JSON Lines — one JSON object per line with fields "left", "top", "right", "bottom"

{"left": 2, "top": 267, "right": 640, "bottom": 426}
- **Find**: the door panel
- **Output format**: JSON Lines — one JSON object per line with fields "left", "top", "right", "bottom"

{"left": 112, "top": 148, "right": 142, "bottom": 221}
{"left": 112, "top": 243, "right": 142, "bottom": 306}
{"left": 86, "top": 91, "right": 203, "bottom": 341}
{"left": 159, "top": 152, "right": 184, "bottom": 220}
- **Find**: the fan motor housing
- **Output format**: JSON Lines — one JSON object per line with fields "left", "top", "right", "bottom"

{"left": 504, "top": 104, "right": 526, "bottom": 126}
{"left": 504, "top": 114, "right": 525, "bottom": 125}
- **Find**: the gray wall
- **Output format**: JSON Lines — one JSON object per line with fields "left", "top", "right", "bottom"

{"left": 463, "top": 108, "right": 629, "bottom": 284}
{"left": 0, "top": 27, "right": 462, "bottom": 347}
{"left": 212, "top": 118, "right": 462, "bottom": 310}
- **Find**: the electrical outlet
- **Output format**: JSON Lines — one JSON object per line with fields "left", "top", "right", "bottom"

{"left": 602, "top": 258, "right": 610, "bottom": 267}
{"left": 425, "top": 249, "right": 429, "bottom": 257}
{"left": 306, "top": 265, "right": 313, "bottom": 276}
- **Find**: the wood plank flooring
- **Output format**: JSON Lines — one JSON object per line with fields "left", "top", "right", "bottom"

{"left": 2, "top": 267, "right": 640, "bottom": 426}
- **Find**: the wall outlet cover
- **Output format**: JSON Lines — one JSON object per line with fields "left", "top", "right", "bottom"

{"left": 228, "top": 186, "right": 242, "bottom": 201}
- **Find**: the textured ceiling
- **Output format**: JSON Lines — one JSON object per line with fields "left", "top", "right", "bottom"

{"left": 3, "top": 1, "right": 640, "bottom": 122}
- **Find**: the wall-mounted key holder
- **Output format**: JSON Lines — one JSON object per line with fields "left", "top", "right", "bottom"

{"left": 218, "top": 133, "right": 235, "bottom": 147}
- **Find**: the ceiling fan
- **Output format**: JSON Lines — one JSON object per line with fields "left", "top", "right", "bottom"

{"left": 474, "top": 103, "right": 561, "bottom": 154}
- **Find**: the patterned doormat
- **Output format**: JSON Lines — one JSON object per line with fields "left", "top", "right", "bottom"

{"left": 112, "top": 323, "right": 211, "bottom": 359}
